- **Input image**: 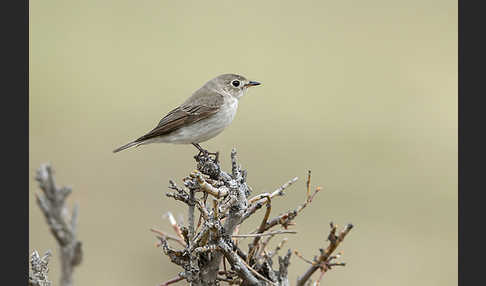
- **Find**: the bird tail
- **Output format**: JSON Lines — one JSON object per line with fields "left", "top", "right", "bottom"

{"left": 113, "top": 140, "right": 141, "bottom": 153}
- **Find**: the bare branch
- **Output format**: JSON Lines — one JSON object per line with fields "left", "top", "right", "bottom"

{"left": 293, "top": 250, "right": 314, "bottom": 265}
{"left": 306, "top": 170, "right": 311, "bottom": 200}
{"left": 218, "top": 241, "right": 263, "bottom": 285}
{"left": 258, "top": 186, "right": 322, "bottom": 233}
{"left": 244, "top": 177, "right": 298, "bottom": 221}
{"left": 29, "top": 250, "right": 52, "bottom": 286}
{"left": 34, "top": 164, "right": 82, "bottom": 286}
{"left": 296, "top": 223, "right": 354, "bottom": 286}
{"left": 190, "top": 170, "right": 229, "bottom": 198}
{"left": 232, "top": 230, "right": 297, "bottom": 238}
{"left": 231, "top": 148, "right": 240, "bottom": 179}
{"left": 248, "top": 195, "right": 272, "bottom": 263}
{"left": 152, "top": 150, "right": 354, "bottom": 286}
{"left": 150, "top": 228, "right": 186, "bottom": 247}
{"left": 277, "top": 249, "right": 292, "bottom": 285}
{"left": 269, "top": 238, "right": 288, "bottom": 259}
{"left": 159, "top": 275, "right": 184, "bottom": 286}
{"left": 271, "top": 177, "right": 299, "bottom": 198}
{"left": 187, "top": 187, "right": 198, "bottom": 279}
{"left": 165, "top": 212, "right": 185, "bottom": 242}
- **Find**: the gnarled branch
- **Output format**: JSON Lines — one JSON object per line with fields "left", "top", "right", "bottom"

{"left": 154, "top": 149, "right": 355, "bottom": 286}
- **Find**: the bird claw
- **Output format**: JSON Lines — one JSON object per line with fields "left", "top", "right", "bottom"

{"left": 192, "top": 144, "right": 219, "bottom": 163}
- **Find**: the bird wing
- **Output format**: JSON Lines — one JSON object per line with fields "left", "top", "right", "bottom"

{"left": 135, "top": 89, "right": 225, "bottom": 142}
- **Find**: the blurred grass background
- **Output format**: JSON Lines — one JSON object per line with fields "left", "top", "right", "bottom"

{"left": 29, "top": 0, "right": 457, "bottom": 285}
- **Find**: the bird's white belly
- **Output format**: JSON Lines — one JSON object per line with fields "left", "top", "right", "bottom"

{"left": 156, "top": 99, "right": 238, "bottom": 144}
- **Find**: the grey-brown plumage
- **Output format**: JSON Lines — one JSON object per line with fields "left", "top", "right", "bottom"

{"left": 113, "top": 74, "right": 261, "bottom": 153}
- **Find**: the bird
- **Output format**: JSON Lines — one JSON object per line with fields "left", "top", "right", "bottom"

{"left": 113, "top": 73, "right": 261, "bottom": 158}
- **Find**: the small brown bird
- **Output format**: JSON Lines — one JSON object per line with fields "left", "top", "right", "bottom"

{"left": 113, "top": 74, "right": 261, "bottom": 156}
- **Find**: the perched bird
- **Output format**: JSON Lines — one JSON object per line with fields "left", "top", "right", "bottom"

{"left": 113, "top": 74, "right": 261, "bottom": 157}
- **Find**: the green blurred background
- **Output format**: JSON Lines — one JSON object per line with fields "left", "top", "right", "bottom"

{"left": 29, "top": 0, "right": 457, "bottom": 285}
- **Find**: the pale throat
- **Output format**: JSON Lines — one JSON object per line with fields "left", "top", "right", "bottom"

{"left": 224, "top": 96, "right": 239, "bottom": 122}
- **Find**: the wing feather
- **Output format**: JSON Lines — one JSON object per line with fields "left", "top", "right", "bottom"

{"left": 135, "top": 89, "right": 225, "bottom": 142}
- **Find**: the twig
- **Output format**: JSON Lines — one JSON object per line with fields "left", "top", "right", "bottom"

{"left": 258, "top": 186, "right": 322, "bottom": 233}
{"left": 219, "top": 195, "right": 238, "bottom": 215}
{"left": 293, "top": 250, "right": 314, "bottom": 265}
{"left": 159, "top": 275, "right": 184, "bottom": 286}
{"left": 165, "top": 212, "right": 185, "bottom": 242}
{"left": 187, "top": 188, "right": 198, "bottom": 280}
{"left": 231, "top": 224, "right": 240, "bottom": 250}
{"left": 269, "top": 238, "right": 288, "bottom": 259}
{"left": 271, "top": 177, "right": 299, "bottom": 198}
{"left": 29, "top": 250, "right": 52, "bottom": 286}
{"left": 212, "top": 198, "right": 219, "bottom": 218}
{"left": 297, "top": 187, "right": 322, "bottom": 214}
{"left": 150, "top": 228, "right": 186, "bottom": 247}
{"left": 195, "top": 192, "right": 208, "bottom": 233}
{"left": 194, "top": 244, "right": 219, "bottom": 254}
{"left": 296, "top": 223, "right": 354, "bottom": 286}
{"left": 247, "top": 195, "right": 272, "bottom": 263}
{"left": 314, "top": 270, "right": 325, "bottom": 286}
{"left": 232, "top": 230, "right": 297, "bottom": 238}
{"left": 35, "top": 164, "right": 82, "bottom": 286}
{"left": 277, "top": 249, "right": 292, "bottom": 285}
{"left": 257, "top": 233, "right": 275, "bottom": 260}
{"left": 239, "top": 256, "right": 278, "bottom": 286}
{"left": 216, "top": 276, "right": 238, "bottom": 283}
{"left": 243, "top": 177, "right": 298, "bottom": 222}
{"left": 248, "top": 177, "right": 298, "bottom": 204}
{"left": 306, "top": 170, "right": 311, "bottom": 200}
{"left": 195, "top": 199, "right": 210, "bottom": 221}
{"left": 190, "top": 170, "right": 229, "bottom": 198}
{"left": 218, "top": 241, "right": 261, "bottom": 285}
{"left": 231, "top": 148, "right": 240, "bottom": 179}
{"left": 156, "top": 236, "right": 190, "bottom": 267}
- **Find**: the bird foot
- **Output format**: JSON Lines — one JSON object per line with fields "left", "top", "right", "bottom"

{"left": 194, "top": 150, "right": 219, "bottom": 163}
{"left": 192, "top": 143, "right": 219, "bottom": 163}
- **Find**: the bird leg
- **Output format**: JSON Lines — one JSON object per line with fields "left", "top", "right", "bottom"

{"left": 192, "top": 143, "right": 219, "bottom": 163}
{"left": 192, "top": 143, "right": 207, "bottom": 156}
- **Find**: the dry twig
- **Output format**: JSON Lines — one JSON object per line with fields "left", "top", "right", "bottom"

{"left": 232, "top": 230, "right": 296, "bottom": 238}
{"left": 35, "top": 164, "right": 82, "bottom": 286}
{"left": 29, "top": 250, "right": 52, "bottom": 286}
{"left": 296, "top": 223, "right": 354, "bottom": 286}
{"left": 153, "top": 149, "right": 354, "bottom": 286}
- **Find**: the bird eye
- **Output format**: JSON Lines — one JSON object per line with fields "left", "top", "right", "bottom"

{"left": 231, "top": 80, "right": 240, "bottom": 87}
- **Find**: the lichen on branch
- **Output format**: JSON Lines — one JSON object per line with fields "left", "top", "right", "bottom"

{"left": 153, "top": 149, "right": 355, "bottom": 286}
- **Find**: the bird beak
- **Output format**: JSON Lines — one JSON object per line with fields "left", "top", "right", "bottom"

{"left": 245, "top": 81, "right": 261, "bottom": 87}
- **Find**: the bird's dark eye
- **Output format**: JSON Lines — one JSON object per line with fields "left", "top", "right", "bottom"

{"left": 231, "top": 80, "right": 240, "bottom": 87}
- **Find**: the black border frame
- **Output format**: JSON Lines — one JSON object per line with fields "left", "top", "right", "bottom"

{"left": 3, "top": 0, "right": 29, "bottom": 284}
